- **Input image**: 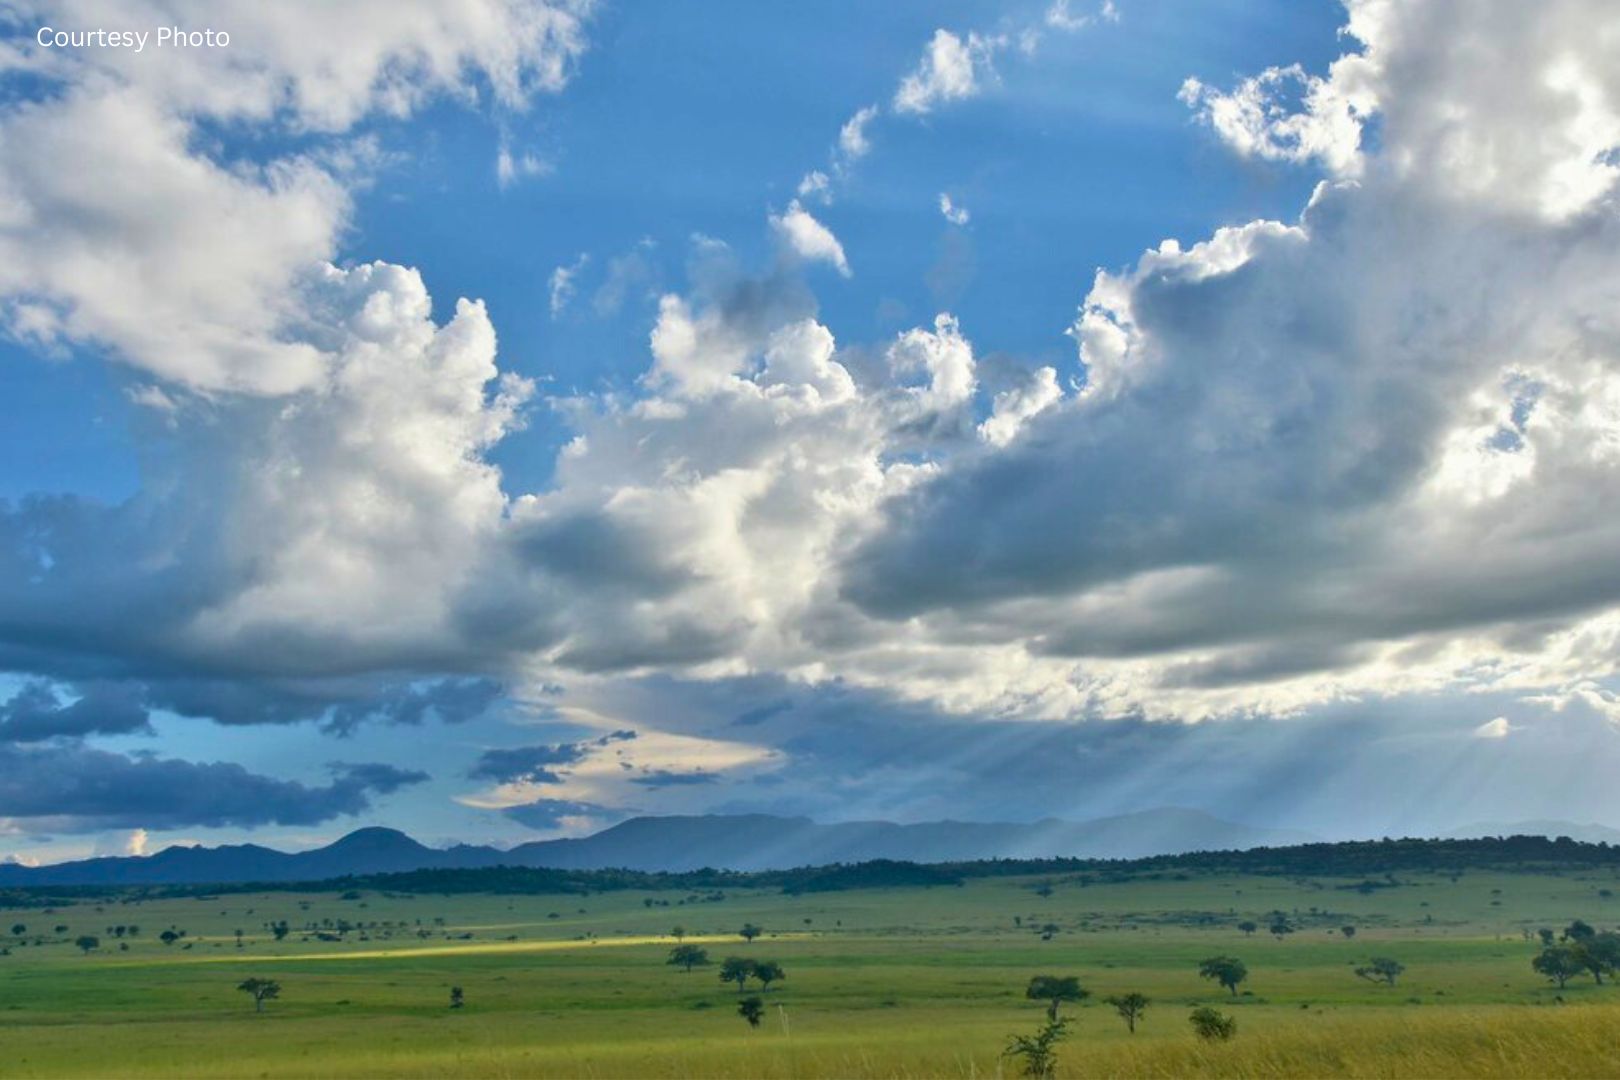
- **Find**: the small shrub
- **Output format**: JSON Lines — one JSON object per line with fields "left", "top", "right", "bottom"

{"left": 1189, "top": 1006, "right": 1236, "bottom": 1041}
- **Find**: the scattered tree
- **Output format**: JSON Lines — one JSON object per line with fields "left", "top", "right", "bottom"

{"left": 753, "top": 960, "right": 785, "bottom": 991}
{"left": 668, "top": 944, "right": 711, "bottom": 973}
{"left": 1341, "top": 925, "right": 1357, "bottom": 939}
{"left": 739, "top": 923, "right": 763, "bottom": 944}
{"left": 237, "top": 977, "right": 281, "bottom": 1013}
{"left": 160, "top": 930, "right": 180, "bottom": 946}
{"left": 1026, "top": 975, "right": 1087, "bottom": 1022}
{"left": 1537, "top": 928, "right": 1556, "bottom": 947}
{"left": 1189, "top": 1006, "right": 1236, "bottom": 1041}
{"left": 271, "top": 921, "right": 290, "bottom": 942}
{"left": 1269, "top": 917, "right": 1293, "bottom": 940}
{"left": 1003, "top": 1017, "right": 1069, "bottom": 1078}
{"left": 449, "top": 986, "right": 464, "bottom": 1009}
{"left": 1533, "top": 944, "right": 1585, "bottom": 989}
{"left": 672, "top": 925, "right": 686, "bottom": 942}
{"left": 1198, "top": 956, "right": 1248, "bottom": 997}
{"left": 720, "top": 956, "right": 754, "bottom": 992}
{"left": 1104, "top": 992, "right": 1149, "bottom": 1034}
{"left": 1237, "top": 920, "right": 1257, "bottom": 937}
{"left": 1575, "top": 932, "right": 1620, "bottom": 985}
{"left": 74, "top": 935, "right": 99, "bottom": 955}
{"left": 737, "top": 995, "right": 765, "bottom": 1029}
{"left": 9, "top": 924, "right": 23, "bottom": 937}
{"left": 1355, "top": 957, "right": 1405, "bottom": 987}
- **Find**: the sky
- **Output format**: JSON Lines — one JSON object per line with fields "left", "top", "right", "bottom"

{"left": 4, "top": 0, "right": 1620, "bottom": 865}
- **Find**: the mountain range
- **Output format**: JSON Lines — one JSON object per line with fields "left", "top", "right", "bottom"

{"left": 0, "top": 808, "right": 1316, "bottom": 886}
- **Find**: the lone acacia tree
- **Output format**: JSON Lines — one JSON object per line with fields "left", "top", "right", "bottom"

{"left": 668, "top": 944, "right": 711, "bottom": 973}
{"left": 1237, "top": 921, "right": 1257, "bottom": 937}
{"left": 237, "top": 977, "right": 281, "bottom": 1013}
{"left": 720, "top": 956, "right": 754, "bottom": 992}
{"left": 739, "top": 923, "right": 763, "bottom": 944}
{"left": 1198, "top": 956, "right": 1248, "bottom": 997}
{"left": 1104, "top": 992, "right": 1149, "bottom": 1034}
{"left": 74, "top": 935, "right": 99, "bottom": 955}
{"left": 1341, "top": 925, "right": 1357, "bottom": 939}
{"left": 737, "top": 995, "right": 765, "bottom": 1029}
{"left": 1355, "top": 957, "right": 1405, "bottom": 987}
{"left": 1026, "top": 975, "right": 1087, "bottom": 1022}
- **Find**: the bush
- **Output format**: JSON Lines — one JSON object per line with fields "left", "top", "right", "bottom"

{"left": 1189, "top": 1006, "right": 1236, "bottom": 1041}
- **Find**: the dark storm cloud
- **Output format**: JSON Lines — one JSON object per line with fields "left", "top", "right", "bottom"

{"left": 0, "top": 744, "right": 428, "bottom": 832}
{"left": 629, "top": 768, "right": 718, "bottom": 788}
{"left": 0, "top": 681, "right": 152, "bottom": 742}
{"left": 468, "top": 742, "right": 588, "bottom": 784}
{"left": 322, "top": 678, "right": 503, "bottom": 736}
{"left": 467, "top": 729, "right": 638, "bottom": 784}
{"left": 46, "top": 675, "right": 504, "bottom": 736}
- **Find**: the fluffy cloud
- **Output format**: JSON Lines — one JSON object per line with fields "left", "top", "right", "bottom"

{"left": 769, "top": 201, "right": 852, "bottom": 277}
{"left": 978, "top": 367, "right": 1062, "bottom": 447}
{"left": 838, "top": 104, "right": 878, "bottom": 161}
{"left": 938, "top": 193, "right": 970, "bottom": 225}
{"left": 0, "top": 260, "right": 531, "bottom": 691}
{"left": 893, "top": 29, "right": 999, "bottom": 115}
{"left": 0, "top": 745, "right": 426, "bottom": 832}
{"left": 827, "top": 0, "right": 1620, "bottom": 720}
{"left": 1045, "top": 0, "right": 1115, "bottom": 34}
{"left": 1178, "top": 63, "right": 1370, "bottom": 178}
{"left": 0, "top": 0, "right": 591, "bottom": 392}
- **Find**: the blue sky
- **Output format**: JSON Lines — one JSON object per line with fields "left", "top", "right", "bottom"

{"left": 4, "top": 0, "right": 1620, "bottom": 864}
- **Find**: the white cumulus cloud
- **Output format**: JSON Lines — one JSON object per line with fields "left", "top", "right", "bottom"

{"left": 769, "top": 200, "right": 852, "bottom": 277}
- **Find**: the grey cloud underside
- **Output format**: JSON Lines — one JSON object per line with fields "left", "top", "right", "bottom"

{"left": 843, "top": 188, "right": 1620, "bottom": 668}
{"left": 0, "top": 745, "right": 427, "bottom": 832}
{"left": 0, "top": 681, "right": 151, "bottom": 742}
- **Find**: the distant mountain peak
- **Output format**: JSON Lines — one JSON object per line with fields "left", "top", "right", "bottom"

{"left": 327, "top": 826, "right": 425, "bottom": 849}
{"left": 0, "top": 809, "right": 1318, "bottom": 887}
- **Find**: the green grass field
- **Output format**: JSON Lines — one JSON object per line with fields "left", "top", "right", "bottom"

{"left": 5, "top": 866, "right": 1620, "bottom": 1077}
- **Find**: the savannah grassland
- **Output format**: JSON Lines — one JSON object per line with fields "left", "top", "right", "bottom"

{"left": 3, "top": 866, "right": 1620, "bottom": 1078}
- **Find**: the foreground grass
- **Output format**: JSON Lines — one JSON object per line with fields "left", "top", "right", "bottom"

{"left": 4, "top": 868, "right": 1619, "bottom": 1077}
